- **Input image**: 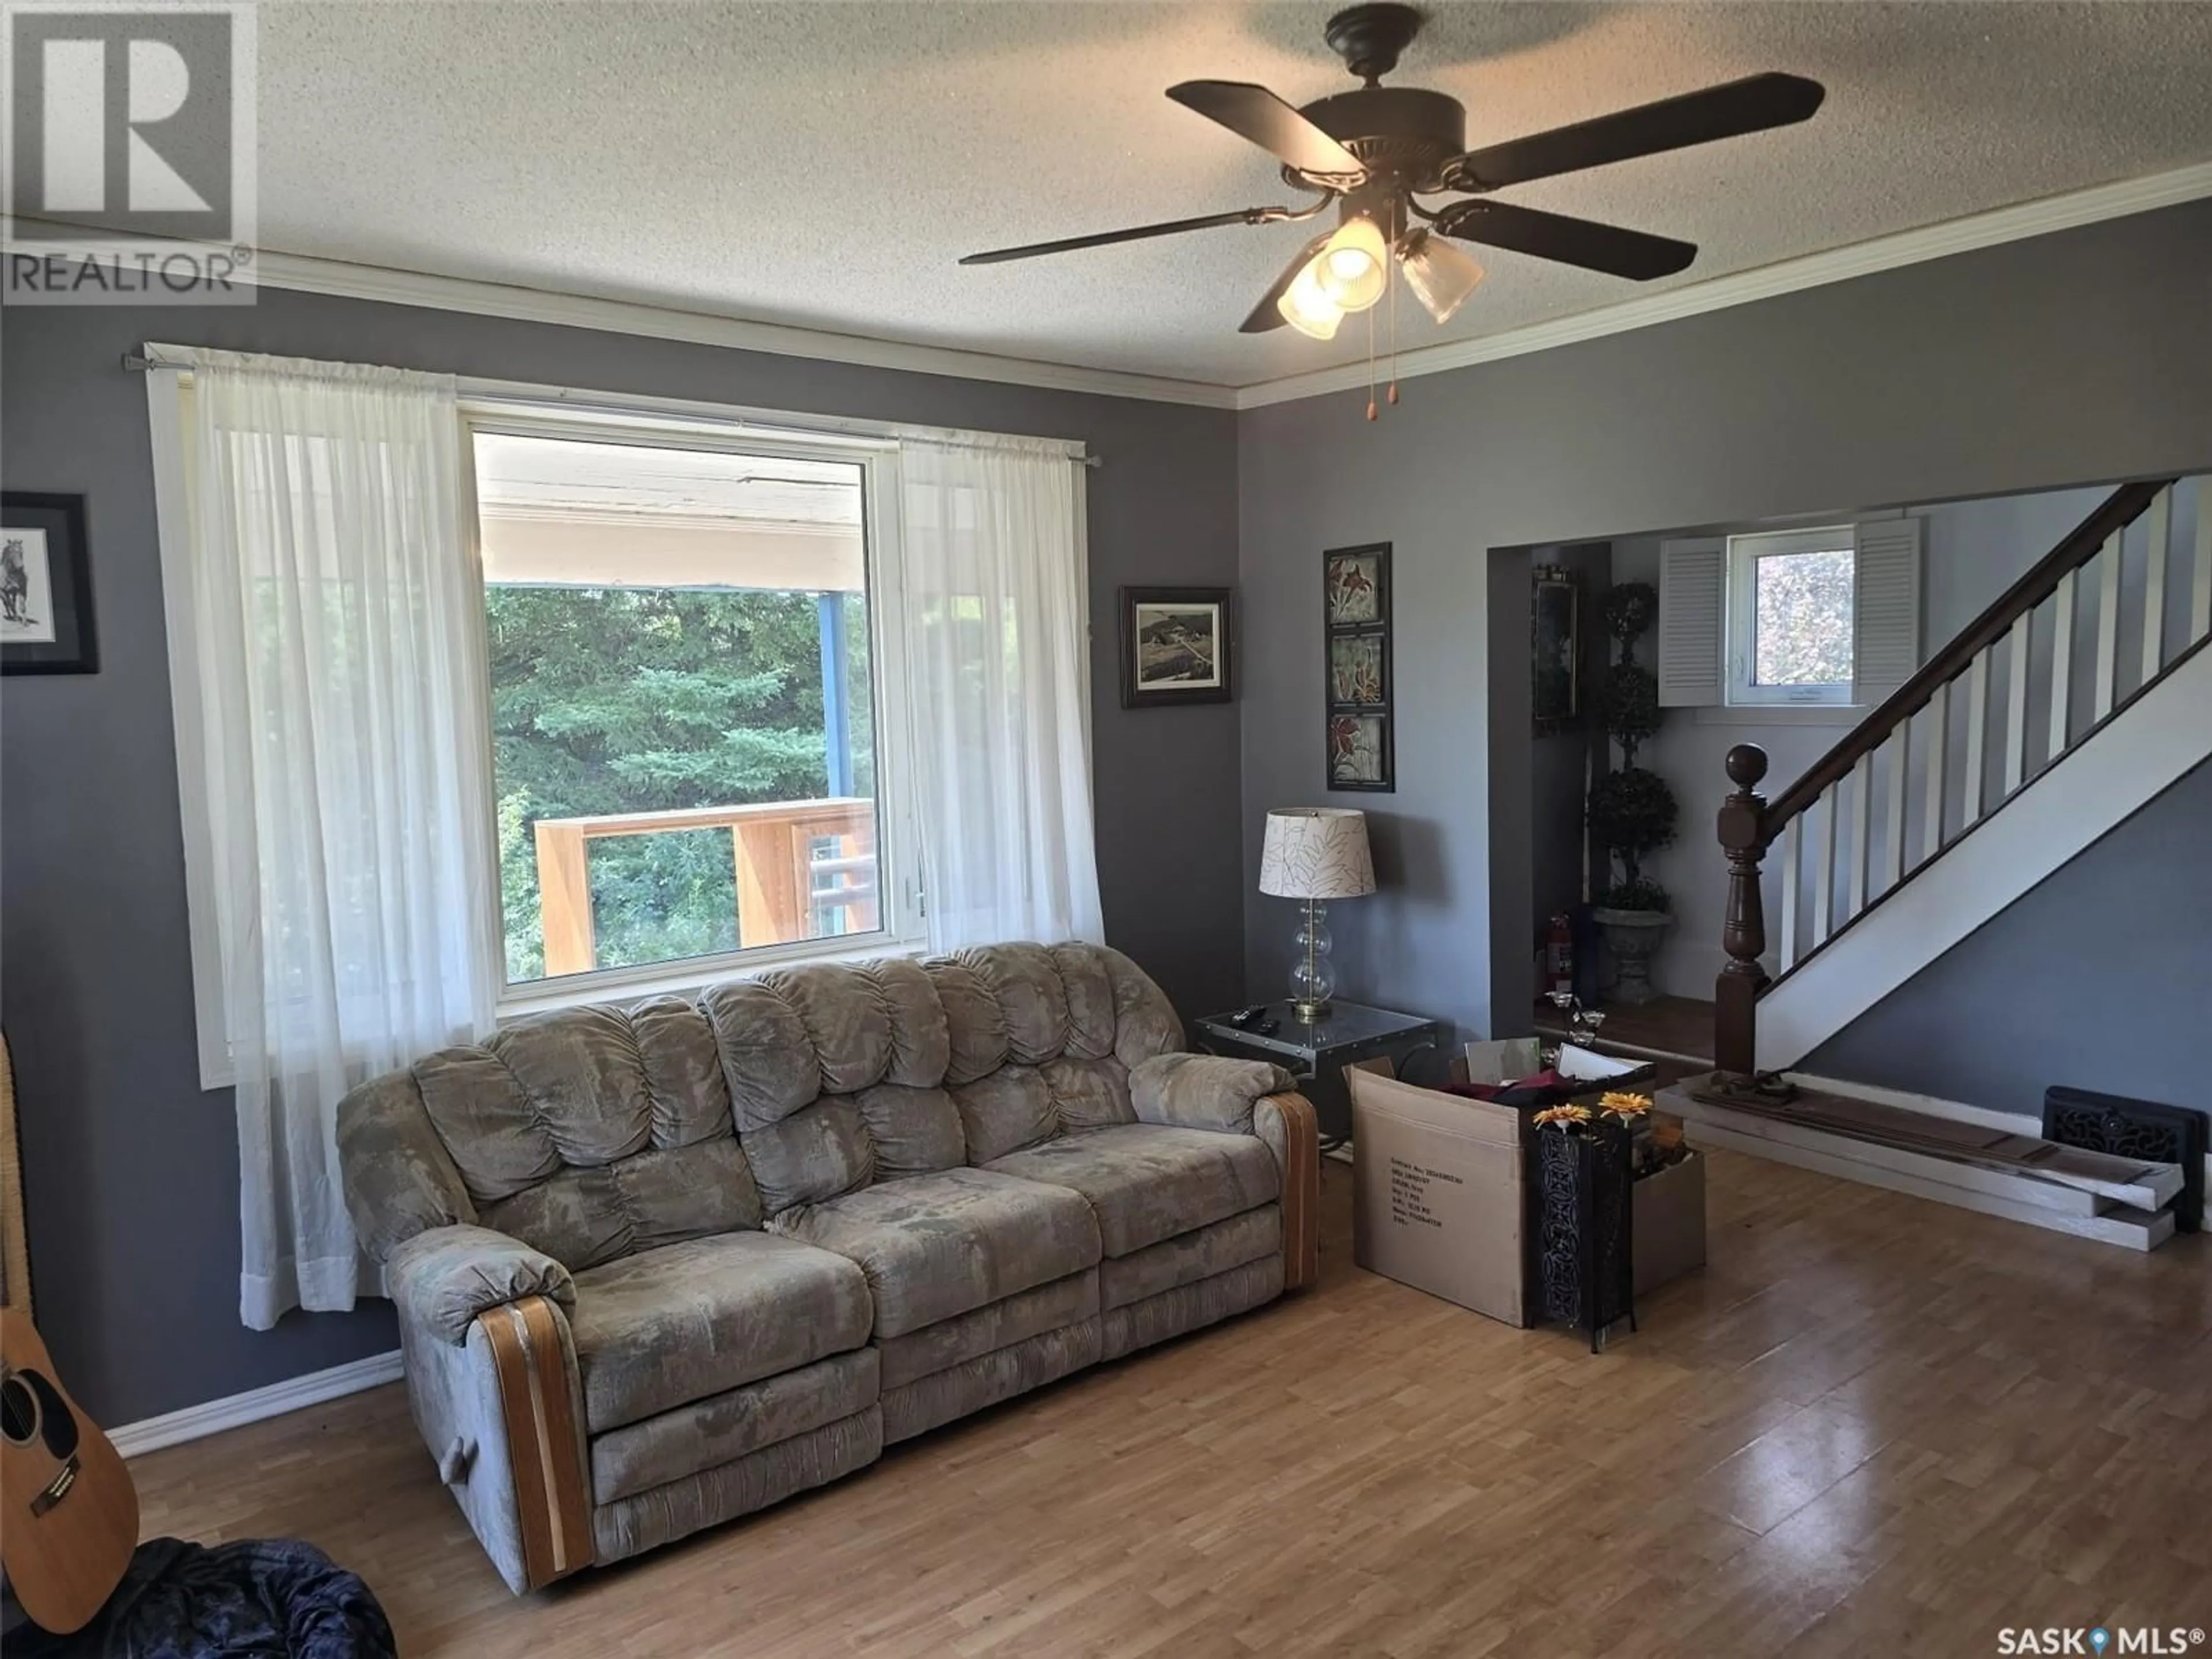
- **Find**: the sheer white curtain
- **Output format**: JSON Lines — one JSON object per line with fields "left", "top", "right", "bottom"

{"left": 898, "top": 437, "right": 1104, "bottom": 949}
{"left": 175, "top": 350, "right": 497, "bottom": 1328}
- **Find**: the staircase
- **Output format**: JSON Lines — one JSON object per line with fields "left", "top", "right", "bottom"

{"left": 1712, "top": 475, "right": 2210, "bottom": 1075}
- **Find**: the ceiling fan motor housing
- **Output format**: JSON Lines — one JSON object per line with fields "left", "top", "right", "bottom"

{"left": 1296, "top": 87, "right": 1468, "bottom": 194}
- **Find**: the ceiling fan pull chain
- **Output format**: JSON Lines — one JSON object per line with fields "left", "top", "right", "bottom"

{"left": 1388, "top": 264, "right": 1400, "bottom": 406}
{"left": 1366, "top": 304, "right": 1378, "bottom": 421}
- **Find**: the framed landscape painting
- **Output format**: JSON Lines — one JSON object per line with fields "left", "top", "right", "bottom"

{"left": 1, "top": 493, "right": 97, "bottom": 676}
{"left": 1119, "top": 586, "right": 1232, "bottom": 707}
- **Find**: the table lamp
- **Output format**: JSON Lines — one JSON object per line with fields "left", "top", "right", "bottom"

{"left": 1258, "top": 808, "right": 1376, "bottom": 1020}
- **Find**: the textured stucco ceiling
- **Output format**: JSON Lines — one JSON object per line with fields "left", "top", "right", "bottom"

{"left": 253, "top": 1, "right": 2212, "bottom": 388}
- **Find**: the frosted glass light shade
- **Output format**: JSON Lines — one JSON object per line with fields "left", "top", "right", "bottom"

{"left": 1396, "top": 230, "right": 1484, "bottom": 323}
{"left": 1314, "top": 218, "right": 1388, "bottom": 312}
{"left": 1258, "top": 808, "right": 1377, "bottom": 899}
{"left": 1276, "top": 262, "right": 1344, "bottom": 339}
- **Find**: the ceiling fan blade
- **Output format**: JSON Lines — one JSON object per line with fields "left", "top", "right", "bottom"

{"left": 961, "top": 207, "right": 1275, "bottom": 266}
{"left": 1167, "top": 80, "right": 1364, "bottom": 178}
{"left": 1446, "top": 72, "right": 1825, "bottom": 191}
{"left": 1238, "top": 230, "right": 1334, "bottom": 334}
{"left": 1433, "top": 199, "right": 1695, "bottom": 281}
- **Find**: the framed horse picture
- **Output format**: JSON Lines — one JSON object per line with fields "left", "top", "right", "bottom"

{"left": 1, "top": 494, "right": 97, "bottom": 676}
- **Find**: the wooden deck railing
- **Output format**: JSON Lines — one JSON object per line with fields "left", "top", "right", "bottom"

{"left": 533, "top": 798, "right": 877, "bottom": 977}
{"left": 1714, "top": 476, "right": 2205, "bottom": 1075}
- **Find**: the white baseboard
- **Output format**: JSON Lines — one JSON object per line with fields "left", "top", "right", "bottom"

{"left": 110, "top": 1349, "right": 403, "bottom": 1459}
{"left": 1786, "top": 1072, "right": 2212, "bottom": 1187}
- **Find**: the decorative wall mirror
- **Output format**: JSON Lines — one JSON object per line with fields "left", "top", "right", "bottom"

{"left": 1532, "top": 563, "right": 1581, "bottom": 735}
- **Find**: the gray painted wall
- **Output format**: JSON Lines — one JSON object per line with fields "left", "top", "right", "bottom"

{"left": 0, "top": 290, "right": 1240, "bottom": 1426}
{"left": 1808, "top": 759, "right": 2211, "bottom": 1116}
{"left": 1237, "top": 199, "right": 2212, "bottom": 1041}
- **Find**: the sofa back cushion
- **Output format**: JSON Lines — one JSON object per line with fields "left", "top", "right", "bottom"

{"left": 729, "top": 942, "right": 1184, "bottom": 1214}
{"left": 350, "top": 940, "right": 1187, "bottom": 1266}
{"left": 414, "top": 995, "right": 762, "bottom": 1271}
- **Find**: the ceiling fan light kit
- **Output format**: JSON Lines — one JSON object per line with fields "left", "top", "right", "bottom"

{"left": 961, "top": 1, "right": 1826, "bottom": 404}
{"left": 1395, "top": 228, "right": 1484, "bottom": 324}
{"left": 1278, "top": 260, "right": 1346, "bottom": 339}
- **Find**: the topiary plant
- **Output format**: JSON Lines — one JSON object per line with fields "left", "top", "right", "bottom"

{"left": 1587, "top": 768, "right": 1677, "bottom": 906}
{"left": 1596, "top": 660, "right": 1660, "bottom": 763}
{"left": 1588, "top": 579, "right": 1677, "bottom": 914}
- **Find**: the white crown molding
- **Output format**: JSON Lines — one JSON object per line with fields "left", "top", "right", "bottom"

{"left": 1232, "top": 160, "right": 2212, "bottom": 410}
{"left": 21, "top": 160, "right": 2209, "bottom": 412}
{"left": 239, "top": 247, "right": 1244, "bottom": 409}
{"left": 110, "top": 1347, "right": 402, "bottom": 1459}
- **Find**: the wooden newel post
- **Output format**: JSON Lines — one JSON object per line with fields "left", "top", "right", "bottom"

{"left": 1714, "top": 744, "right": 1771, "bottom": 1078}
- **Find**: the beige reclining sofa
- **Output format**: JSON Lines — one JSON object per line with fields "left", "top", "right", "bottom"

{"left": 337, "top": 942, "right": 1319, "bottom": 1592}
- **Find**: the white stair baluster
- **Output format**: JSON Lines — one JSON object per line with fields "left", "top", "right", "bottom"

{"left": 1961, "top": 649, "right": 1990, "bottom": 830}
{"left": 2192, "top": 478, "right": 2211, "bottom": 645}
{"left": 1779, "top": 812, "right": 1801, "bottom": 972}
{"left": 1812, "top": 785, "right": 1836, "bottom": 948}
{"left": 1881, "top": 725, "right": 1906, "bottom": 895}
{"left": 2003, "top": 611, "right": 2031, "bottom": 796}
{"left": 1919, "top": 683, "right": 1947, "bottom": 868}
{"left": 1847, "top": 752, "right": 1872, "bottom": 920}
{"left": 2093, "top": 531, "right": 2121, "bottom": 721}
{"left": 2048, "top": 569, "right": 2075, "bottom": 764}
{"left": 2141, "top": 486, "right": 2171, "bottom": 685}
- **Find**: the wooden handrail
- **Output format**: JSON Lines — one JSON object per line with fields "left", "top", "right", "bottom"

{"left": 533, "top": 797, "right": 878, "bottom": 976}
{"left": 1760, "top": 478, "right": 2174, "bottom": 831}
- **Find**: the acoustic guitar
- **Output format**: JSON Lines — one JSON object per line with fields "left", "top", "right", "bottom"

{"left": 0, "top": 1308, "right": 137, "bottom": 1633}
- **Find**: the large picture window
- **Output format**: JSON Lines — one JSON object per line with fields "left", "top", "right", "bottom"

{"left": 468, "top": 419, "right": 921, "bottom": 1004}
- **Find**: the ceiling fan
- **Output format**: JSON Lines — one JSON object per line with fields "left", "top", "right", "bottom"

{"left": 961, "top": 3, "right": 1825, "bottom": 342}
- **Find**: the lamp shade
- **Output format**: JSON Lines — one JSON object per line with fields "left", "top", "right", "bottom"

{"left": 1258, "top": 808, "right": 1376, "bottom": 900}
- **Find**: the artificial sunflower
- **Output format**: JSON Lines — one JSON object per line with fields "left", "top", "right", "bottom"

{"left": 1599, "top": 1091, "right": 1653, "bottom": 1119}
{"left": 1532, "top": 1104, "right": 1592, "bottom": 1128}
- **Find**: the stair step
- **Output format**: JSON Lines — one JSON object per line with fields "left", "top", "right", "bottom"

{"left": 1657, "top": 1074, "right": 2180, "bottom": 1252}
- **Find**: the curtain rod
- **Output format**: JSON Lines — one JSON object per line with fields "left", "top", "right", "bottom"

{"left": 119, "top": 352, "right": 1104, "bottom": 467}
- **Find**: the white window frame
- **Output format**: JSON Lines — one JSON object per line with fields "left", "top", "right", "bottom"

{"left": 1725, "top": 524, "right": 1858, "bottom": 707}
{"left": 150, "top": 359, "right": 941, "bottom": 1087}
{"left": 460, "top": 400, "right": 929, "bottom": 1020}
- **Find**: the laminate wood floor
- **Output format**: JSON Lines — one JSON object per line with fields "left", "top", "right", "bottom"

{"left": 132, "top": 1154, "right": 2211, "bottom": 1657}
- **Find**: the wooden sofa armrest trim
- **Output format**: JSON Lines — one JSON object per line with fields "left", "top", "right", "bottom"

{"left": 479, "top": 1293, "right": 592, "bottom": 1589}
{"left": 1259, "top": 1091, "right": 1321, "bottom": 1291}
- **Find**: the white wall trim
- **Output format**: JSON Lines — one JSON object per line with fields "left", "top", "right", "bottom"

{"left": 1786, "top": 1072, "right": 2212, "bottom": 1188}
{"left": 18, "top": 161, "right": 2211, "bottom": 414}
{"left": 1232, "top": 161, "right": 2212, "bottom": 409}
{"left": 111, "top": 1348, "right": 402, "bottom": 1459}
{"left": 1758, "top": 644, "right": 2212, "bottom": 1070}
{"left": 241, "top": 248, "right": 1244, "bottom": 408}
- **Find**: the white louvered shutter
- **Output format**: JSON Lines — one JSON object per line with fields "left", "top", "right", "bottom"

{"left": 1658, "top": 537, "right": 1725, "bottom": 706}
{"left": 1852, "top": 517, "right": 1923, "bottom": 704}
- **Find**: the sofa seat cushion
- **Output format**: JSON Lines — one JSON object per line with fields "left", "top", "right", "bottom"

{"left": 768, "top": 1167, "right": 1100, "bottom": 1339}
{"left": 567, "top": 1232, "right": 872, "bottom": 1432}
{"left": 983, "top": 1124, "right": 1279, "bottom": 1257}
{"left": 589, "top": 1347, "right": 880, "bottom": 1504}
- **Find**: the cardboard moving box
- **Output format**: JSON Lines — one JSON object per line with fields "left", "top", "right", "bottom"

{"left": 1348, "top": 1062, "right": 1527, "bottom": 1326}
{"left": 1347, "top": 1055, "right": 1708, "bottom": 1327}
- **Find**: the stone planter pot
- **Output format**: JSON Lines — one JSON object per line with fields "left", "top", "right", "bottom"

{"left": 1593, "top": 906, "right": 1672, "bottom": 1006}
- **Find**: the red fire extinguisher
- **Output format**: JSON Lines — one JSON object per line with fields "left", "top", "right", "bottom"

{"left": 1546, "top": 914, "right": 1574, "bottom": 999}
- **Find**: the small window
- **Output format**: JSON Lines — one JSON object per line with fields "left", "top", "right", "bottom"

{"left": 470, "top": 421, "right": 919, "bottom": 1002}
{"left": 1726, "top": 526, "right": 1856, "bottom": 706}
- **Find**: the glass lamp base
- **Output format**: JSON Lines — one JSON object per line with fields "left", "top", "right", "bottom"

{"left": 1288, "top": 900, "right": 1334, "bottom": 1021}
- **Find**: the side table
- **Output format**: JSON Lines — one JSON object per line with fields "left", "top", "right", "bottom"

{"left": 1192, "top": 999, "right": 1445, "bottom": 1144}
